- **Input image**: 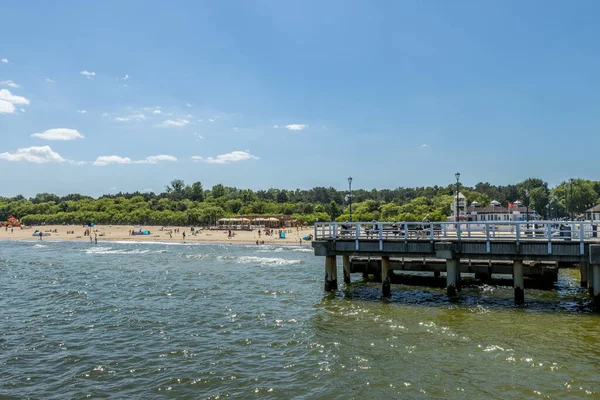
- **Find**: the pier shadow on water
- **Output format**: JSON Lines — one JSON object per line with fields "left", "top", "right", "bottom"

{"left": 326, "top": 268, "right": 594, "bottom": 314}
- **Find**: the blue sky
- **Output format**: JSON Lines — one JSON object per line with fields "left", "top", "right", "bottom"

{"left": 1, "top": 1, "right": 599, "bottom": 197}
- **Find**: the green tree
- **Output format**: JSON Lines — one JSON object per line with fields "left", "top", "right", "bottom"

{"left": 327, "top": 200, "right": 341, "bottom": 220}
{"left": 189, "top": 182, "right": 204, "bottom": 202}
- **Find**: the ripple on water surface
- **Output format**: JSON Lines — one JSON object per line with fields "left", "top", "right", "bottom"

{"left": 1, "top": 241, "right": 600, "bottom": 398}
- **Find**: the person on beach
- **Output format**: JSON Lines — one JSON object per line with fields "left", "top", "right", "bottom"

{"left": 94, "top": 233, "right": 98, "bottom": 244}
{"left": 182, "top": 231, "right": 186, "bottom": 240}
{"left": 39, "top": 232, "right": 42, "bottom": 241}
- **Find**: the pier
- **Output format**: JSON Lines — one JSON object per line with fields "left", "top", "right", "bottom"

{"left": 312, "top": 221, "right": 600, "bottom": 306}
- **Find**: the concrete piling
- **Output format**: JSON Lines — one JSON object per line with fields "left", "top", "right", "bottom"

{"left": 513, "top": 260, "right": 524, "bottom": 305}
{"left": 580, "top": 263, "right": 588, "bottom": 288}
{"left": 324, "top": 255, "right": 337, "bottom": 292}
{"left": 446, "top": 259, "right": 457, "bottom": 297}
{"left": 342, "top": 255, "right": 351, "bottom": 285}
{"left": 589, "top": 264, "right": 594, "bottom": 296}
{"left": 382, "top": 256, "right": 391, "bottom": 297}
{"left": 593, "top": 264, "right": 600, "bottom": 310}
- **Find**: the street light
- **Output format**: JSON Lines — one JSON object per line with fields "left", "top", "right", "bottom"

{"left": 348, "top": 177, "right": 353, "bottom": 222}
{"left": 455, "top": 172, "right": 460, "bottom": 224}
{"left": 525, "top": 189, "right": 530, "bottom": 226}
{"left": 570, "top": 178, "right": 574, "bottom": 221}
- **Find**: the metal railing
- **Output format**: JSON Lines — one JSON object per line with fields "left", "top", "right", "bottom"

{"left": 314, "top": 221, "right": 600, "bottom": 253}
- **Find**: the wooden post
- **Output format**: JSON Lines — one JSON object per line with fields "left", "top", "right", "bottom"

{"left": 343, "top": 255, "right": 351, "bottom": 285}
{"left": 446, "top": 258, "right": 457, "bottom": 297}
{"left": 381, "top": 256, "right": 391, "bottom": 297}
{"left": 514, "top": 260, "right": 524, "bottom": 305}
{"left": 324, "top": 255, "right": 337, "bottom": 292}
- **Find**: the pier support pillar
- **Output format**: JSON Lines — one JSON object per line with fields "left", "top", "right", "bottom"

{"left": 513, "top": 260, "right": 524, "bottom": 305}
{"left": 324, "top": 256, "right": 337, "bottom": 292}
{"left": 446, "top": 259, "right": 457, "bottom": 297}
{"left": 343, "top": 255, "right": 351, "bottom": 285}
{"left": 589, "top": 264, "right": 594, "bottom": 296}
{"left": 580, "top": 263, "right": 589, "bottom": 288}
{"left": 593, "top": 264, "right": 600, "bottom": 310}
{"left": 475, "top": 266, "right": 491, "bottom": 281}
{"left": 433, "top": 270, "right": 440, "bottom": 278}
{"left": 381, "top": 256, "right": 391, "bottom": 297}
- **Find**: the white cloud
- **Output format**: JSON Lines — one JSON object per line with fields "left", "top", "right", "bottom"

{"left": 46, "top": 78, "right": 55, "bottom": 83}
{"left": 1, "top": 58, "right": 8, "bottom": 64}
{"left": 77, "top": 109, "right": 87, "bottom": 114}
{"left": 208, "top": 118, "right": 215, "bottom": 122}
{"left": 0, "top": 100, "right": 16, "bottom": 114}
{"left": 192, "top": 150, "right": 259, "bottom": 164}
{"left": 93, "top": 155, "right": 132, "bottom": 166}
{"left": 0, "top": 89, "right": 30, "bottom": 105}
{"left": 286, "top": 124, "right": 307, "bottom": 131}
{"left": 160, "top": 119, "right": 190, "bottom": 127}
{"left": 0, "top": 80, "right": 19, "bottom": 88}
{"left": 80, "top": 70, "right": 96, "bottom": 79}
{"left": 186, "top": 103, "right": 192, "bottom": 108}
{"left": 122, "top": 74, "right": 129, "bottom": 80}
{"left": 102, "top": 112, "right": 109, "bottom": 117}
{"left": 273, "top": 125, "right": 279, "bottom": 128}
{"left": 419, "top": 144, "right": 430, "bottom": 148}
{"left": 116, "top": 113, "right": 146, "bottom": 122}
{"left": 0, "top": 146, "right": 66, "bottom": 163}
{"left": 32, "top": 128, "right": 84, "bottom": 141}
{"left": 197, "top": 119, "right": 204, "bottom": 122}
{"left": 153, "top": 109, "right": 162, "bottom": 114}
{"left": 140, "top": 154, "right": 178, "bottom": 164}
{"left": 20, "top": 108, "right": 25, "bottom": 113}
{"left": 93, "top": 154, "right": 177, "bottom": 166}
{"left": 194, "top": 133, "right": 204, "bottom": 139}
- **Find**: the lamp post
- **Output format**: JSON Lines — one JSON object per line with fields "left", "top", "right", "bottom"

{"left": 570, "top": 178, "right": 574, "bottom": 221}
{"left": 348, "top": 177, "right": 353, "bottom": 222}
{"left": 455, "top": 172, "right": 461, "bottom": 225}
{"left": 525, "top": 190, "right": 530, "bottom": 228}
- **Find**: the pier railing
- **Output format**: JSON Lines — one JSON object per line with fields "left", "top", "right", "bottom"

{"left": 314, "top": 221, "right": 599, "bottom": 247}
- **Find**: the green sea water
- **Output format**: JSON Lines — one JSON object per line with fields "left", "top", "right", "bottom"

{"left": 1, "top": 240, "right": 599, "bottom": 399}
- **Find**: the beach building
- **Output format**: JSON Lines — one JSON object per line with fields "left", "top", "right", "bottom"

{"left": 449, "top": 192, "right": 467, "bottom": 221}
{"left": 586, "top": 205, "right": 600, "bottom": 221}
{"left": 449, "top": 194, "right": 539, "bottom": 223}
{"left": 465, "top": 200, "right": 538, "bottom": 221}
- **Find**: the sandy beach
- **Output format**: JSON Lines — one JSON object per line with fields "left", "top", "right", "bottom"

{"left": 0, "top": 224, "right": 314, "bottom": 246}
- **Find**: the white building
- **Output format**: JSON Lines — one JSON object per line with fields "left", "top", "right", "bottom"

{"left": 586, "top": 205, "right": 600, "bottom": 221}
{"left": 449, "top": 192, "right": 467, "bottom": 220}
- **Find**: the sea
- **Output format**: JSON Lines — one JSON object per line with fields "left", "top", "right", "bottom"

{"left": 1, "top": 240, "right": 599, "bottom": 399}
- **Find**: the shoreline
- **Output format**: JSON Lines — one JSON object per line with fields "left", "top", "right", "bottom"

{"left": 0, "top": 237, "right": 312, "bottom": 247}
{"left": 0, "top": 224, "right": 314, "bottom": 247}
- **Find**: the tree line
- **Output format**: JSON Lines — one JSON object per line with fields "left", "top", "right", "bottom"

{"left": 1, "top": 178, "right": 599, "bottom": 226}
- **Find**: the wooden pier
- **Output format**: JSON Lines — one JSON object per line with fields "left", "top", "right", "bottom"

{"left": 312, "top": 221, "right": 600, "bottom": 306}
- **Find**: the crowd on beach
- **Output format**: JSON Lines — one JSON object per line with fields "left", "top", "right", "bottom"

{"left": 0, "top": 223, "right": 312, "bottom": 246}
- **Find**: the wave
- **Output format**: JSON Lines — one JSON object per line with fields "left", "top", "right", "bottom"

{"left": 84, "top": 246, "right": 153, "bottom": 255}
{"left": 221, "top": 255, "right": 304, "bottom": 266}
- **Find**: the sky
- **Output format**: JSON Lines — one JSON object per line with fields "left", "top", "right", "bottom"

{"left": 1, "top": 0, "right": 599, "bottom": 197}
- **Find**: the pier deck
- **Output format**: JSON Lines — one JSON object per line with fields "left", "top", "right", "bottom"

{"left": 312, "top": 221, "right": 600, "bottom": 306}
